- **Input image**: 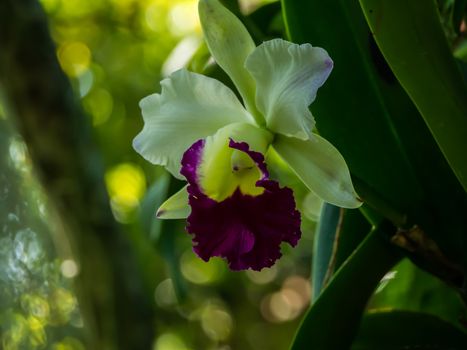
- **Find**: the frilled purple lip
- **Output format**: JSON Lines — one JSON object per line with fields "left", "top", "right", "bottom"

{"left": 180, "top": 138, "right": 301, "bottom": 271}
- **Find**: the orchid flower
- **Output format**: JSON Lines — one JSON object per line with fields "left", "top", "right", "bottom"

{"left": 133, "top": 0, "right": 361, "bottom": 271}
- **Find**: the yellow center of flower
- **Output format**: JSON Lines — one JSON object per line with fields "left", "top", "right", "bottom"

{"left": 197, "top": 122, "right": 272, "bottom": 201}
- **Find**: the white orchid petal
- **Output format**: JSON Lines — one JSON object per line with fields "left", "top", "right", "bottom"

{"left": 198, "top": 0, "right": 259, "bottom": 117}
{"left": 156, "top": 186, "right": 190, "bottom": 219}
{"left": 133, "top": 69, "right": 253, "bottom": 178}
{"left": 272, "top": 134, "right": 362, "bottom": 209}
{"left": 245, "top": 39, "right": 333, "bottom": 140}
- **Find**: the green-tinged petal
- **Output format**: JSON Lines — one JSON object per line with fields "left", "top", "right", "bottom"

{"left": 198, "top": 0, "right": 259, "bottom": 120}
{"left": 156, "top": 186, "right": 190, "bottom": 219}
{"left": 197, "top": 122, "right": 273, "bottom": 201}
{"left": 245, "top": 39, "right": 333, "bottom": 140}
{"left": 272, "top": 134, "right": 362, "bottom": 208}
{"left": 133, "top": 69, "right": 254, "bottom": 178}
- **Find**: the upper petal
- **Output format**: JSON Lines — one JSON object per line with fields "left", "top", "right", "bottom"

{"left": 198, "top": 0, "right": 260, "bottom": 119}
{"left": 245, "top": 39, "right": 333, "bottom": 140}
{"left": 272, "top": 134, "right": 362, "bottom": 208}
{"left": 133, "top": 69, "right": 254, "bottom": 178}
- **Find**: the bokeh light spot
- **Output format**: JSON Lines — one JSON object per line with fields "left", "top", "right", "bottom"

{"left": 105, "top": 163, "right": 146, "bottom": 222}
{"left": 282, "top": 275, "right": 311, "bottom": 306}
{"left": 261, "top": 275, "right": 311, "bottom": 323}
{"left": 200, "top": 305, "right": 233, "bottom": 341}
{"left": 245, "top": 265, "right": 277, "bottom": 284}
{"left": 21, "top": 294, "right": 50, "bottom": 321}
{"left": 51, "top": 337, "right": 85, "bottom": 350}
{"left": 154, "top": 279, "right": 177, "bottom": 308}
{"left": 2, "top": 312, "right": 28, "bottom": 349}
{"left": 49, "top": 288, "right": 77, "bottom": 325}
{"left": 180, "top": 250, "right": 225, "bottom": 285}
{"left": 27, "top": 316, "right": 47, "bottom": 347}
{"left": 78, "top": 69, "right": 94, "bottom": 97}
{"left": 154, "top": 332, "right": 191, "bottom": 350}
{"left": 168, "top": 1, "right": 200, "bottom": 36}
{"left": 83, "top": 88, "right": 113, "bottom": 126}
{"left": 60, "top": 259, "right": 79, "bottom": 278}
{"left": 58, "top": 41, "right": 91, "bottom": 77}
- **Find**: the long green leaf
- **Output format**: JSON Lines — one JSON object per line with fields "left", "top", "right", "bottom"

{"left": 312, "top": 206, "right": 372, "bottom": 302}
{"left": 334, "top": 209, "right": 371, "bottom": 270}
{"left": 291, "top": 224, "right": 401, "bottom": 350}
{"left": 282, "top": 0, "right": 467, "bottom": 280}
{"left": 281, "top": 0, "right": 424, "bottom": 217}
{"left": 352, "top": 310, "right": 467, "bottom": 350}
{"left": 312, "top": 204, "right": 342, "bottom": 302}
{"left": 359, "top": 0, "right": 467, "bottom": 192}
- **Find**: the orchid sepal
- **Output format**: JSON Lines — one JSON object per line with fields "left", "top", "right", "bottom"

{"left": 198, "top": 0, "right": 262, "bottom": 123}
{"left": 272, "top": 134, "right": 362, "bottom": 209}
{"left": 156, "top": 186, "right": 190, "bottom": 219}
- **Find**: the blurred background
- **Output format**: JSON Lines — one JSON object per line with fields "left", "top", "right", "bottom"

{"left": 1, "top": 0, "right": 465, "bottom": 349}
{"left": 0, "top": 1, "right": 317, "bottom": 349}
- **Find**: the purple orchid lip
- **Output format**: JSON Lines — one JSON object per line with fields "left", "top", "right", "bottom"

{"left": 180, "top": 137, "right": 301, "bottom": 271}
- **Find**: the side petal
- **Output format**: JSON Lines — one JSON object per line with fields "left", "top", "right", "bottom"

{"left": 133, "top": 69, "right": 253, "bottom": 178}
{"left": 272, "top": 134, "right": 362, "bottom": 209}
{"left": 245, "top": 39, "right": 333, "bottom": 140}
{"left": 198, "top": 0, "right": 259, "bottom": 119}
{"left": 156, "top": 186, "right": 190, "bottom": 219}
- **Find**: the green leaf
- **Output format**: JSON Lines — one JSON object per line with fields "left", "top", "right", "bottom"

{"left": 282, "top": 0, "right": 467, "bottom": 280}
{"left": 291, "top": 224, "right": 401, "bottom": 350}
{"left": 281, "top": 0, "right": 425, "bottom": 217}
{"left": 370, "top": 258, "right": 466, "bottom": 327}
{"left": 312, "top": 204, "right": 342, "bottom": 302}
{"left": 334, "top": 209, "right": 372, "bottom": 270}
{"left": 352, "top": 310, "right": 467, "bottom": 350}
{"left": 247, "top": 1, "right": 283, "bottom": 41}
{"left": 313, "top": 206, "right": 371, "bottom": 302}
{"left": 359, "top": 0, "right": 467, "bottom": 192}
